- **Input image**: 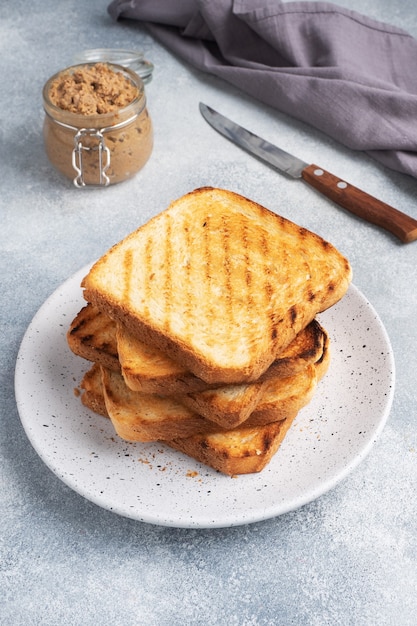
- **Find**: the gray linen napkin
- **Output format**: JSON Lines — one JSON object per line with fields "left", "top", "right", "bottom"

{"left": 108, "top": 0, "right": 417, "bottom": 179}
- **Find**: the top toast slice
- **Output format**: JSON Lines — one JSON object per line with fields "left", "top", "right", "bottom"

{"left": 82, "top": 187, "right": 351, "bottom": 384}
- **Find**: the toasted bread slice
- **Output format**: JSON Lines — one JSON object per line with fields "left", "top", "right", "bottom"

{"left": 82, "top": 187, "right": 351, "bottom": 384}
{"left": 67, "top": 304, "right": 119, "bottom": 372}
{"left": 175, "top": 326, "right": 329, "bottom": 428}
{"left": 80, "top": 356, "right": 325, "bottom": 442}
{"left": 252, "top": 337, "right": 330, "bottom": 424}
{"left": 116, "top": 322, "right": 207, "bottom": 392}
{"left": 67, "top": 303, "right": 327, "bottom": 395}
{"left": 176, "top": 378, "right": 270, "bottom": 429}
{"left": 166, "top": 417, "right": 297, "bottom": 475}
{"left": 118, "top": 317, "right": 326, "bottom": 394}
{"left": 100, "top": 365, "right": 217, "bottom": 441}
{"left": 79, "top": 353, "right": 330, "bottom": 475}
{"left": 168, "top": 344, "right": 333, "bottom": 474}
{"left": 79, "top": 369, "right": 296, "bottom": 474}
{"left": 185, "top": 362, "right": 320, "bottom": 429}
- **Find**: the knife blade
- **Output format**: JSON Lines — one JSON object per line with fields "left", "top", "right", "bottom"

{"left": 199, "top": 102, "right": 417, "bottom": 243}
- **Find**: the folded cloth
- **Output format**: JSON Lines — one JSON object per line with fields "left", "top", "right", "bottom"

{"left": 108, "top": 0, "right": 417, "bottom": 178}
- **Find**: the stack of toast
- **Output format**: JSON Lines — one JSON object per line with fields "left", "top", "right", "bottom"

{"left": 68, "top": 187, "right": 352, "bottom": 475}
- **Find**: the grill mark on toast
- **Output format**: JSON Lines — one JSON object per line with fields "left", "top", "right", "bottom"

{"left": 242, "top": 223, "right": 254, "bottom": 306}
{"left": 79, "top": 333, "right": 115, "bottom": 355}
{"left": 163, "top": 216, "right": 173, "bottom": 332}
{"left": 221, "top": 214, "right": 233, "bottom": 329}
{"left": 241, "top": 221, "right": 256, "bottom": 359}
{"left": 68, "top": 318, "right": 86, "bottom": 337}
{"left": 242, "top": 224, "right": 255, "bottom": 356}
{"left": 122, "top": 249, "right": 133, "bottom": 304}
{"left": 182, "top": 222, "right": 193, "bottom": 341}
{"left": 260, "top": 230, "right": 274, "bottom": 343}
{"left": 201, "top": 212, "right": 236, "bottom": 346}
{"left": 260, "top": 231, "right": 273, "bottom": 300}
{"left": 143, "top": 235, "right": 153, "bottom": 320}
{"left": 203, "top": 215, "right": 215, "bottom": 331}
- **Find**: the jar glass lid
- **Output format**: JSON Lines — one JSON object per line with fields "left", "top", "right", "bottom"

{"left": 73, "top": 49, "right": 154, "bottom": 83}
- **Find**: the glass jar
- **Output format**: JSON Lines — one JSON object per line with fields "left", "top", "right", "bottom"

{"left": 42, "top": 63, "right": 153, "bottom": 187}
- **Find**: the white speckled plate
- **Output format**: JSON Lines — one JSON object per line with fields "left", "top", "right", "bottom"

{"left": 15, "top": 265, "right": 395, "bottom": 528}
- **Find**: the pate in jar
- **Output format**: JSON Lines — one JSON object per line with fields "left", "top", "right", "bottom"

{"left": 42, "top": 62, "right": 153, "bottom": 187}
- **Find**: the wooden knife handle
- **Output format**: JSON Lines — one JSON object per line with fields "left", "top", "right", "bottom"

{"left": 302, "top": 163, "right": 417, "bottom": 243}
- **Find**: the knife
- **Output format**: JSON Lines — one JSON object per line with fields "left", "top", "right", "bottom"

{"left": 199, "top": 102, "right": 417, "bottom": 244}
